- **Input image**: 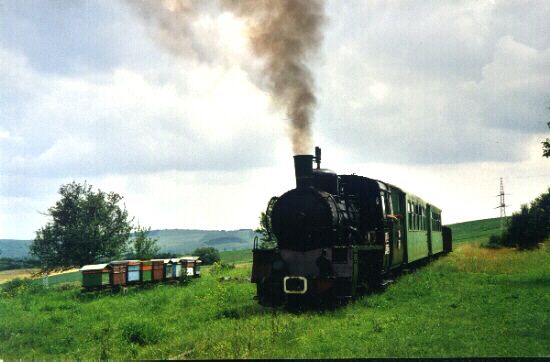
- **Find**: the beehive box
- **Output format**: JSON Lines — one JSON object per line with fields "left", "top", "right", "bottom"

{"left": 172, "top": 258, "right": 182, "bottom": 278}
{"left": 110, "top": 261, "right": 128, "bottom": 286}
{"left": 180, "top": 256, "right": 201, "bottom": 277}
{"left": 141, "top": 260, "right": 152, "bottom": 282}
{"left": 127, "top": 260, "right": 140, "bottom": 283}
{"left": 151, "top": 259, "right": 164, "bottom": 282}
{"left": 164, "top": 259, "right": 174, "bottom": 280}
{"left": 80, "top": 264, "right": 110, "bottom": 288}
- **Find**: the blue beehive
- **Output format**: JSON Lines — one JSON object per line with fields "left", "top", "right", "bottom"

{"left": 127, "top": 260, "right": 140, "bottom": 283}
{"left": 164, "top": 259, "right": 174, "bottom": 280}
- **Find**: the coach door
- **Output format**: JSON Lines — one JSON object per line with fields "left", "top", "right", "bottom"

{"left": 388, "top": 189, "right": 404, "bottom": 268}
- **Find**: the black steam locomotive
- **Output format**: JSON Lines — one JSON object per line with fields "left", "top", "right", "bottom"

{"left": 252, "top": 147, "right": 452, "bottom": 306}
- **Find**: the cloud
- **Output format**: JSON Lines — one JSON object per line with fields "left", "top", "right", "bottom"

{"left": 0, "top": 46, "right": 285, "bottom": 178}
{"left": 316, "top": 1, "right": 550, "bottom": 164}
{"left": 2, "top": 1, "right": 550, "bottom": 238}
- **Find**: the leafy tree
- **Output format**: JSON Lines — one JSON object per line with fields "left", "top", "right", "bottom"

{"left": 29, "top": 181, "right": 133, "bottom": 270}
{"left": 132, "top": 225, "right": 160, "bottom": 260}
{"left": 255, "top": 197, "right": 278, "bottom": 249}
{"left": 501, "top": 188, "right": 550, "bottom": 249}
{"left": 543, "top": 121, "right": 550, "bottom": 158}
{"left": 192, "top": 247, "right": 220, "bottom": 265}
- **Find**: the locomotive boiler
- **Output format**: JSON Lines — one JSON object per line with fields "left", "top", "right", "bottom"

{"left": 252, "top": 147, "right": 452, "bottom": 306}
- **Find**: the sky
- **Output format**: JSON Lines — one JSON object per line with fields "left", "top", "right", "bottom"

{"left": 1, "top": 0, "right": 549, "bottom": 239}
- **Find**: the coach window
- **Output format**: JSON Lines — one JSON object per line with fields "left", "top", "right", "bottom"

{"left": 407, "top": 201, "right": 412, "bottom": 230}
{"left": 417, "top": 205, "right": 420, "bottom": 230}
{"left": 379, "top": 192, "right": 386, "bottom": 218}
{"left": 412, "top": 203, "right": 416, "bottom": 230}
{"left": 419, "top": 207, "right": 423, "bottom": 230}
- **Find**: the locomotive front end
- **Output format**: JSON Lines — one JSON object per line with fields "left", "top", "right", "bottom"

{"left": 252, "top": 148, "right": 360, "bottom": 306}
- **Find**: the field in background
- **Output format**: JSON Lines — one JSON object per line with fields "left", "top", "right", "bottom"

{"left": 0, "top": 268, "right": 39, "bottom": 284}
{"left": 448, "top": 217, "right": 505, "bottom": 244}
{"left": 1, "top": 218, "right": 549, "bottom": 358}
{"left": 219, "top": 249, "right": 252, "bottom": 264}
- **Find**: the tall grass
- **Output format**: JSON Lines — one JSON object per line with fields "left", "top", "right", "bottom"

{"left": 0, "top": 232, "right": 549, "bottom": 358}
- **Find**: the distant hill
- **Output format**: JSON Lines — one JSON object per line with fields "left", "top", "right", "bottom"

{"left": 0, "top": 229, "right": 258, "bottom": 259}
{"left": 0, "top": 239, "right": 33, "bottom": 259}
{"left": 148, "top": 229, "right": 258, "bottom": 254}
{"left": 447, "top": 217, "right": 508, "bottom": 244}
{"left": 1, "top": 218, "right": 504, "bottom": 259}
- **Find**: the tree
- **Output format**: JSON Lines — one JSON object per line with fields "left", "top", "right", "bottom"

{"left": 542, "top": 121, "right": 550, "bottom": 158}
{"left": 501, "top": 188, "right": 550, "bottom": 249}
{"left": 132, "top": 225, "right": 160, "bottom": 260}
{"left": 192, "top": 247, "right": 220, "bottom": 265}
{"left": 255, "top": 197, "right": 278, "bottom": 249}
{"left": 29, "top": 181, "right": 133, "bottom": 270}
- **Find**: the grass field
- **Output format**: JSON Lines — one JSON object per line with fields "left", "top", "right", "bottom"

{"left": 219, "top": 249, "right": 252, "bottom": 264}
{"left": 1, "top": 219, "right": 549, "bottom": 358}
{"left": 0, "top": 268, "right": 39, "bottom": 284}
{"left": 448, "top": 217, "right": 506, "bottom": 244}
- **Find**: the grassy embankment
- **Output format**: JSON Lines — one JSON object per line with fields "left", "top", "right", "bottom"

{"left": 0, "top": 218, "right": 549, "bottom": 359}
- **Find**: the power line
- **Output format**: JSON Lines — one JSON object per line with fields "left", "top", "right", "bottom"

{"left": 495, "top": 177, "right": 508, "bottom": 233}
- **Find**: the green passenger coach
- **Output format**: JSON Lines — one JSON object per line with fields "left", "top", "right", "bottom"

{"left": 387, "top": 184, "right": 446, "bottom": 264}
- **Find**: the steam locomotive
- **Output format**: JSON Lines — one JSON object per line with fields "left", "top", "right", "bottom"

{"left": 252, "top": 147, "right": 452, "bottom": 306}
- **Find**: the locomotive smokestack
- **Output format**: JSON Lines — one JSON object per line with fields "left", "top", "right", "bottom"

{"left": 314, "top": 146, "right": 321, "bottom": 169}
{"left": 294, "top": 155, "right": 314, "bottom": 189}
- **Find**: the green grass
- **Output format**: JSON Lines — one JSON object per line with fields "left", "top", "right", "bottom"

{"left": 219, "top": 249, "right": 252, "bottom": 264}
{"left": 31, "top": 272, "right": 81, "bottom": 286}
{"left": 1, "top": 220, "right": 549, "bottom": 359}
{"left": 448, "top": 217, "right": 507, "bottom": 244}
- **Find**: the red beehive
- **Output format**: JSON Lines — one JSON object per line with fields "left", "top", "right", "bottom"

{"left": 110, "top": 261, "right": 128, "bottom": 286}
{"left": 151, "top": 259, "right": 164, "bottom": 282}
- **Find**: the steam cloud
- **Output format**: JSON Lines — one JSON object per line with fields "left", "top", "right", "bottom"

{"left": 129, "top": 0, "right": 199, "bottom": 60}
{"left": 129, "top": 0, "right": 326, "bottom": 155}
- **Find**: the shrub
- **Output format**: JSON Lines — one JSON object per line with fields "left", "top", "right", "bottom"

{"left": 485, "top": 234, "right": 502, "bottom": 249}
{"left": 210, "top": 261, "right": 235, "bottom": 274}
{"left": 501, "top": 189, "right": 550, "bottom": 249}
{"left": 193, "top": 247, "right": 221, "bottom": 265}
{"left": 1, "top": 278, "right": 42, "bottom": 297}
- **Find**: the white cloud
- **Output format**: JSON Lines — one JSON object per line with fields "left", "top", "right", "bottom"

{"left": 1, "top": 1, "right": 550, "bottom": 238}
{"left": 0, "top": 47, "right": 285, "bottom": 178}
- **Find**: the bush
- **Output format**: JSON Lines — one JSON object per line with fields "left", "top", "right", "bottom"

{"left": 485, "top": 234, "right": 502, "bottom": 248}
{"left": 210, "top": 261, "right": 235, "bottom": 274}
{"left": 1, "top": 278, "right": 40, "bottom": 297}
{"left": 501, "top": 189, "right": 550, "bottom": 249}
{"left": 192, "top": 247, "right": 220, "bottom": 265}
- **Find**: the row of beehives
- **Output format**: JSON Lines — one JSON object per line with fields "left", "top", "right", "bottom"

{"left": 79, "top": 257, "right": 202, "bottom": 289}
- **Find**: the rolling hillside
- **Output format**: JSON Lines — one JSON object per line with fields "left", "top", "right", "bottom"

{"left": 0, "top": 239, "right": 32, "bottom": 259}
{"left": 447, "top": 217, "right": 507, "bottom": 244}
{"left": 0, "top": 229, "right": 258, "bottom": 259}
{"left": 1, "top": 217, "right": 501, "bottom": 260}
{"left": 147, "top": 229, "right": 257, "bottom": 254}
